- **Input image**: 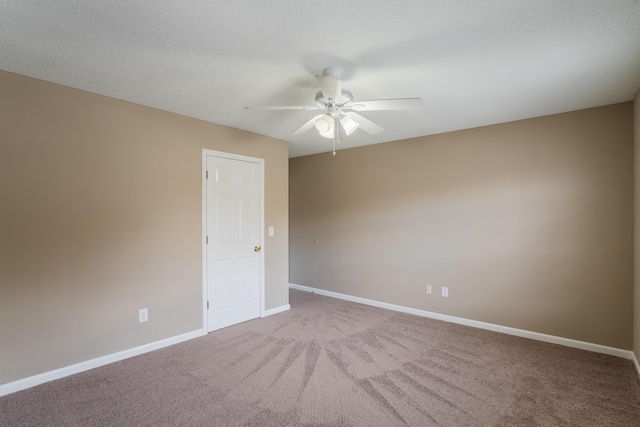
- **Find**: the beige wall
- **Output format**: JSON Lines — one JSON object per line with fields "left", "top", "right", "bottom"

{"left": 0, "top": 71, "right": 289, "bottom": 385}
{"left": 290, "top": 103, "right": 633, "bottom": 349}
{"left": 634, "top": 89, "right": 640, "bottom": 362}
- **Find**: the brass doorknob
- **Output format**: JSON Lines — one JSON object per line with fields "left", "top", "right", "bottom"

{"left": 254, "top": 246, "right": 262, "bottom": 252}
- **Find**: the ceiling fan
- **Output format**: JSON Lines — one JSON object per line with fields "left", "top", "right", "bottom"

{"left": 245, "top": 67, "right": 425, "bottom": 155}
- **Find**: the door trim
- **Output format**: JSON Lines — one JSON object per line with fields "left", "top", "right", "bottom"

{"left": 201, "top": 149, "right": 265, "bottom": 333}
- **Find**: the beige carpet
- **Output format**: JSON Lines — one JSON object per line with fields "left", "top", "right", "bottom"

{"left": 2, "top": 289, "right": 640, "bottom": 426}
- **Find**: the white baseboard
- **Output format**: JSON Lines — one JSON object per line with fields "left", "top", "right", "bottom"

{"left": 2, "top": 303, "right": 291, "bottom": 398}
{"left": 289, "top": 283, "right": 635, "bottom": 362}
{"left": 5, "top": 288, "right": 637, "bottom": 398}
{"left": 633, "top": 352, "right": 640, "bottom": 378}
{"left": 262, "top": 304, "right": 290, "bottom": 317}
{"left": 0, "top": 329, "right": 205, "bottom": 398}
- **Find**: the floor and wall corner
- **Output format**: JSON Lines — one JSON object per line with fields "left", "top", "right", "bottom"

{"left": 1, "top": 69, "right": 640, "bottom": 402}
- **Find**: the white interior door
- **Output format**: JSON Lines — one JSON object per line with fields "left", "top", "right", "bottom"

{"left": 205, "top": 154, "right": 262, "bottom": 331}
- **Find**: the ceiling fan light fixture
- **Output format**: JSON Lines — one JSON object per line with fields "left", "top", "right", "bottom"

{"left": 340, "top": 116, "right": 359, "bottom": 135}
{"left": 314, "top": 114, "right": 332, "bottom": 133}
{"left": 319, "top": 122, "right": 334, "bottom": 139}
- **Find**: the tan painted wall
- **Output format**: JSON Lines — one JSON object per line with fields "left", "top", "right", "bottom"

{"left": 0, "top": 71, "right": 289, "bottom": 385}
{"left": 290, "top": 103, "right": 633, "bottom": 349}
{"left": 634, "top": 89, "right": 640, "bottom": 362}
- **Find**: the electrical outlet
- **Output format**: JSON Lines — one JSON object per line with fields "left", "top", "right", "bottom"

{"left": 426, "top": 285, "right": 432, "bottom": 295}
{"left": 441, "top": 287, "right": 448, "bottom": 298}
{"left": 139, "top": 308, "right": 148, "bottom": 322}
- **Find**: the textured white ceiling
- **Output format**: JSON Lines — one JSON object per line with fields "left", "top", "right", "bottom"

{"left": 1, "top": 1, "right": 639, "bottom": 157}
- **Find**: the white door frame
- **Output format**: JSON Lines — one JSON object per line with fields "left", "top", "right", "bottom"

{"left": 202, "top": 149, "right": 265, "bottom": 332}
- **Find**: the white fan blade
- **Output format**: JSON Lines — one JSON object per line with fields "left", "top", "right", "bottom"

{"left": 245, "top": 105, "right": 320, "bottom": 111}
{"left": 348, "top": 98, "right": 425, "bottom": 111}
{"left": 292, "top": 114, "right": 324, "bottom": 135}
{"left": 346, "top": 112, "right": 383, "bottom": 135}
{"left": 316, "top": 75, "right": 342, "bottom": 101}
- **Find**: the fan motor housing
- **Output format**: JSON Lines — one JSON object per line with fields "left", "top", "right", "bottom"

{"left": 315, "top": 90, "right": 353, "bottom": 109}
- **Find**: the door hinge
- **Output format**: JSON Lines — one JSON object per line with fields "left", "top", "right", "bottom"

{"left": 206, "top": 236, "right": 208, "bottom": 244}
{"left": 207, "top": 301, "right": 209, "bottom": 309}
{"left": 206, "top": 170, "right": 208, "bottom": 179}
